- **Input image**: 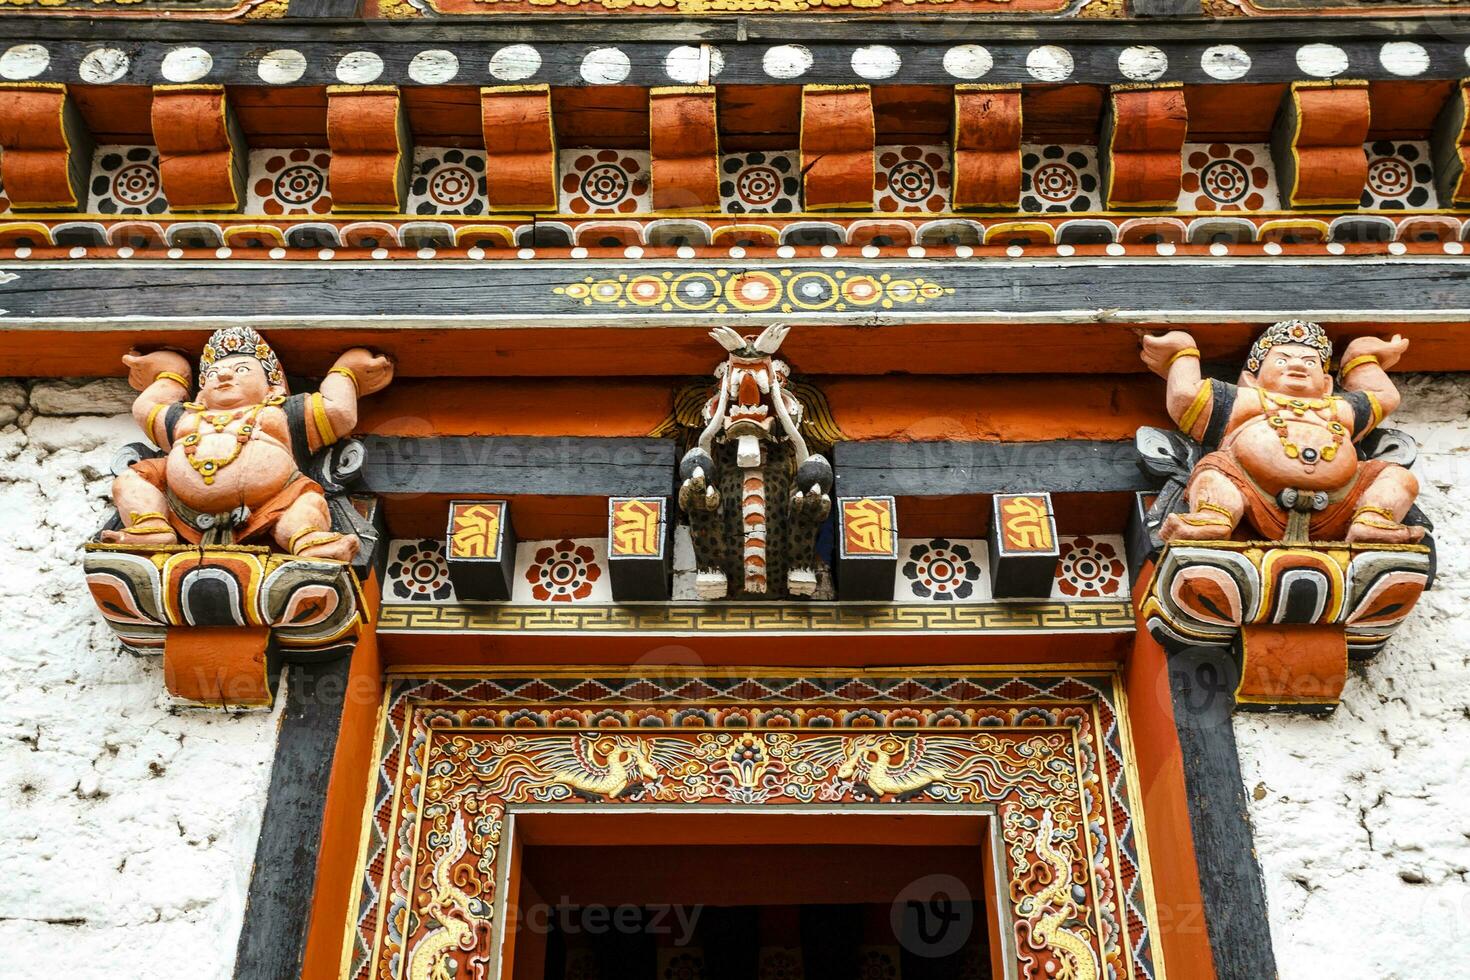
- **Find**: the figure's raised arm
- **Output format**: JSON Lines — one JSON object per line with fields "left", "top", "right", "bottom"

{"left": 122, "top": 349, "right": 192, "bottom": 448}
{"left": 308, "top": 347, "right": 395, "bottom": 450}
{"left": 1337, "top": 334, "right": 1408, "bottom": 418}
{"left": 1140, "top": 331, "right": 1212, "bottom": 438}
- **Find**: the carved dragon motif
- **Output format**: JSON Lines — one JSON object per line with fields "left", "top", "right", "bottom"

{"left": 1019, "top": 811, "right": 1098, "bottom": 980}
{"left": 405, "top": 813, "right": 479, "bottom": 980}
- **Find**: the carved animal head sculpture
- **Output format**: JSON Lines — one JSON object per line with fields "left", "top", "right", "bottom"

{"left": 677, "top": 323, "right": 835, "bottom": 600}
{"left": 696, "top": 324, "right": 810, "bottom": 469}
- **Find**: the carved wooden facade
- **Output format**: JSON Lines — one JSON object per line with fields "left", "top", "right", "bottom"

{"left": 0, "top": 0, "right": 1460, "bottom": 978}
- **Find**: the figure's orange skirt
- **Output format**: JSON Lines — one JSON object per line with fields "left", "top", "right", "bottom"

{"left": 131, "top": 457, "right": 324, "bottom": 546}
{"left": 1189, "top": 451, "right": 1390, "bottom": 540}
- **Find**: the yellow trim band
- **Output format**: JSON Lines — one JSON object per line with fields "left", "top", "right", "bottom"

{"left": 328, "top": 366, "right": 359, "bottom": 394}
{"left": 1178, "top": 379, "right": 1213, "bottom": 436}
{"left": 310, "top": 392, "right": 337, "bottom": 447}
{"left": 1339, "top": 354, "right": 1379, "bottom": 378}
{"left": 1167, "top": 347, "right": 1201, "bottom": 368}
{"left": 154, "top": 371, "right": 191, "bottom": 390}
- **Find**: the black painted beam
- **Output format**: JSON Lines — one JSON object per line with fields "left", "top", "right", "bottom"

{"left": 0, "top": 20, "right": 1465, "bottom": 87}
{"left": 1166, "top": 647, "right": 1279, "bottom": 980}
{"left": 5, "top": 259, "right": 1470, "bottom": 326}
{"left": 835, "top": 440, "right": 1151, "bottom": 496}
{"left": 358, "top": 435, "right": 675, "bottom": 497}
{"left": 234, "top": 660, "right": 352, "bottom": 980}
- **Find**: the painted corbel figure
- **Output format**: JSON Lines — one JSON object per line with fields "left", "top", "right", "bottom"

{"left": 103, "top": 326, "right": 394, "bottom": 560}
{"left": 678, "top": 324, "right": 834, "bottom": 599}
{"left": 1140, "top": 320, "right": 1422, "bottom": 544}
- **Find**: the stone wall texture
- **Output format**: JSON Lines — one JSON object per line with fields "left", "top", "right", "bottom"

{"left": 1235, "top": 374, "right": 1470, "bottom": 979}
{"left": 0, "top": 375, "right": 1465, "bottom": 979}
{"left": 0, "top": 379, "right": 281, "bottom": 980}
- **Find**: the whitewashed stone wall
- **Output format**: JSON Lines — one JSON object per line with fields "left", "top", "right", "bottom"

{"left": 0, "top": 378, "right": 280, "bottom": 980}
{"left": 1236, "top": 373, "right": 1470, "bottom": 979}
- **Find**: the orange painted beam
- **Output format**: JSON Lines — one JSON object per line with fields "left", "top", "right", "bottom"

{"left": 301, "top": 577, "right": 386, "bottom": 980}
{"left": 801, "top": 85, "right": 875, "bottom": 210}
{"left": 1104, "top": 84, "right": 1188, "bottom": 210}
{"left": 151, "top": 84, "right": 244, "bottom": 211}
{"left": 1237, "top": 623, "right": 1347, "bottom": 710}
{"left": 9, "top": 320, "right": 1470, "bottom": 381}
{"left": 650, "top": 86, "right": 719, "bottom": 212}
{"left": 326, "top": 86, "right": 409, "bottom": 212}
{"left": 482, "top": 85, "right": 558, "bottom": 212}
{"left": 0, "top": 83, "right": 91, "bottom": 210}
{"left": 1122, "top": 586, "right": 1219, "bottom": 980}
{"left": 1274, "top": 80, "right": 1371, "bottom": 208}
{"left": 952, "top": 85, "right": 1022, "bottom": 211}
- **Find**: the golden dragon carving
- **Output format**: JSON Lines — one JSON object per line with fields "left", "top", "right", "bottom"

{"left": 1019, "top": 810, "right": 1099, "bottom": 980}
{"left": 405, "top": 812, "right": 479, "bottom": 980}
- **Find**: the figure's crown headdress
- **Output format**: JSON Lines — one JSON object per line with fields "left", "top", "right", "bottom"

{"left": 200, "top": 326, "right": 285, "bottom": 389}
{"left": 1246, "top": 319, "right": 1333, "bottom": 374}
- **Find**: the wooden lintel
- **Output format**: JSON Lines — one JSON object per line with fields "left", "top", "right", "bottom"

{"left": 835, "top": 440, "right": 1152, "bottom": 496}
{"left": 357, "top": 435, "right": 675, "bottom": 496}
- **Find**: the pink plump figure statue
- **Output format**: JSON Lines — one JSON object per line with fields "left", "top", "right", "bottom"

{"left": 1140, "top": 319, "right": 1422, "bottom": 545}
{"left": 100, "top": 326, "right": 393, "bottom": 562}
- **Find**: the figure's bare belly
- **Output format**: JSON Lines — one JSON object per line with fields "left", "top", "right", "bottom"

{"left": 1226, "top": 418, "right": 1358, "bottom": 494}
{"left": 165, "top": 439, "right": 296, "bottom": 513}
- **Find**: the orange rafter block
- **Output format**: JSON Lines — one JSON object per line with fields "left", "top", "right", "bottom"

{"left": 1432, "top": 80, "right": 1470, "bottom": 207}
{"left": 151, "top": 84, "right": 245, "bottom": 211}
{"left": 482, "top": 84, "right": 558, "bottom": 213}
{"left": 163, "top": 626, "right": 273, "bottom": 708}
{"left": 650, "top": 86, "right": 719, "bottom": 213}
{"left": 1103, "top": 84, "right": 1188, "bottom": 210}
{"left": 952, "top": 85, "right": 1022, "bottom": 211}
{"left": 1237, "top": 624, "right": 1348, "bottom": 712}
{"left": 0, "top": 83, "right": 91, "bottom": 210}
{"left": 1272, "top": 80, "right": 1370, "bottom": 208}
{"left": 801, "top": 85, "right": 875, "bottom": 211}
{"left": 326, "top": 86, "right": 409, "bottom": 212}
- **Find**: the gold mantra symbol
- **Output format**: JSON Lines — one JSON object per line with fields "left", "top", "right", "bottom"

{"left": 450, "top": 503, "right": 502, "bottom": 559}
{"left": 1002, "top": 496, "right": 1053, "bottom": 551}
{"left": 611, "top": 499, "right": 662, "bottom": 557}
{"left": 843, "top": 498, "right": 894, "bottom": 555}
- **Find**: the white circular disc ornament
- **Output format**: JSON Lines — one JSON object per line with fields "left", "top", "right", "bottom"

{"left": 161, "top": 46, "right": 212, "bottom": 83}
{"left": 336, "top": 51, "right": 384, "bottom": 85}
{"left": 763, "top": 45, "right": 813, "bottom": 80}
{"left": 257, "top": 49, "right": 307, "bottom": 85}
{"left": 0, "top": 44, "right": 49, "bottom": 81}
{"left": 581, "top": 48, "right": 631, "bottom": 85}
{"left": 1026, "top": 46, "right": 1074, "bottom": 82}
{"left": 409, "top": 50, "right": 459, "bottom": 85}
{"left": 490, "top": 45, "right": 541, "bottom": 82}
{"left": 851, "top": 45, "right": 901, "bottom": 80}
{"left": 942, "top": 45, "right": 992, "bottom": 80}
{"left": 79, "top": 48, "right": 129, "bottom": 84}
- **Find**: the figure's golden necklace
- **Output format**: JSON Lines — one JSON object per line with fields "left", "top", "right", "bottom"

{"left": 180, "top": 403, "right": 267, "bottom": 484}
{"left": 1257, "top": 388, "right": 1347, "bottom": 465}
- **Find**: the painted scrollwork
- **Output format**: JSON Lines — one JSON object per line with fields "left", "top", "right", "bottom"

{"left": 355, "top": 675, "right": 1153, "bottom": 980}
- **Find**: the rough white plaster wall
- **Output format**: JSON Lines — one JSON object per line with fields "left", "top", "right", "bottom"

{"left": 1236, "top": 373, "right": 1470, "bottom": 979}
{"left": 0, "top": 378, "right": 281, "bottom": 980}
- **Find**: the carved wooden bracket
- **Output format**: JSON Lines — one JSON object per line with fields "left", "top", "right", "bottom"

{"left": 650, "top": 86, "right": 720, "bottom": 213}
{"left": 151, "top": 84, "right": 245, "bottom": 211}
{"left": 1102, "top": 84, "right": 1188, "bottom": 210}
{"left": 0, "top": 82, "right": 91, "bottom": 210}
{"left": 481, "top": 84, "right": 558, "bottom": 213}
{"left": 326, "top": 85, "right": 409, "bottom": 212}
{"left": 1272, "top": 80, "right": 1371, "bottom": 208}
{"left": 801, "top": 84, "right": 875, "bottom": 211}
{"left": 1432, "top": 79, "right": 1470, "bottom": 208}
{"left": 952, "top": 85, "right": 1022, "bottom": 211}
